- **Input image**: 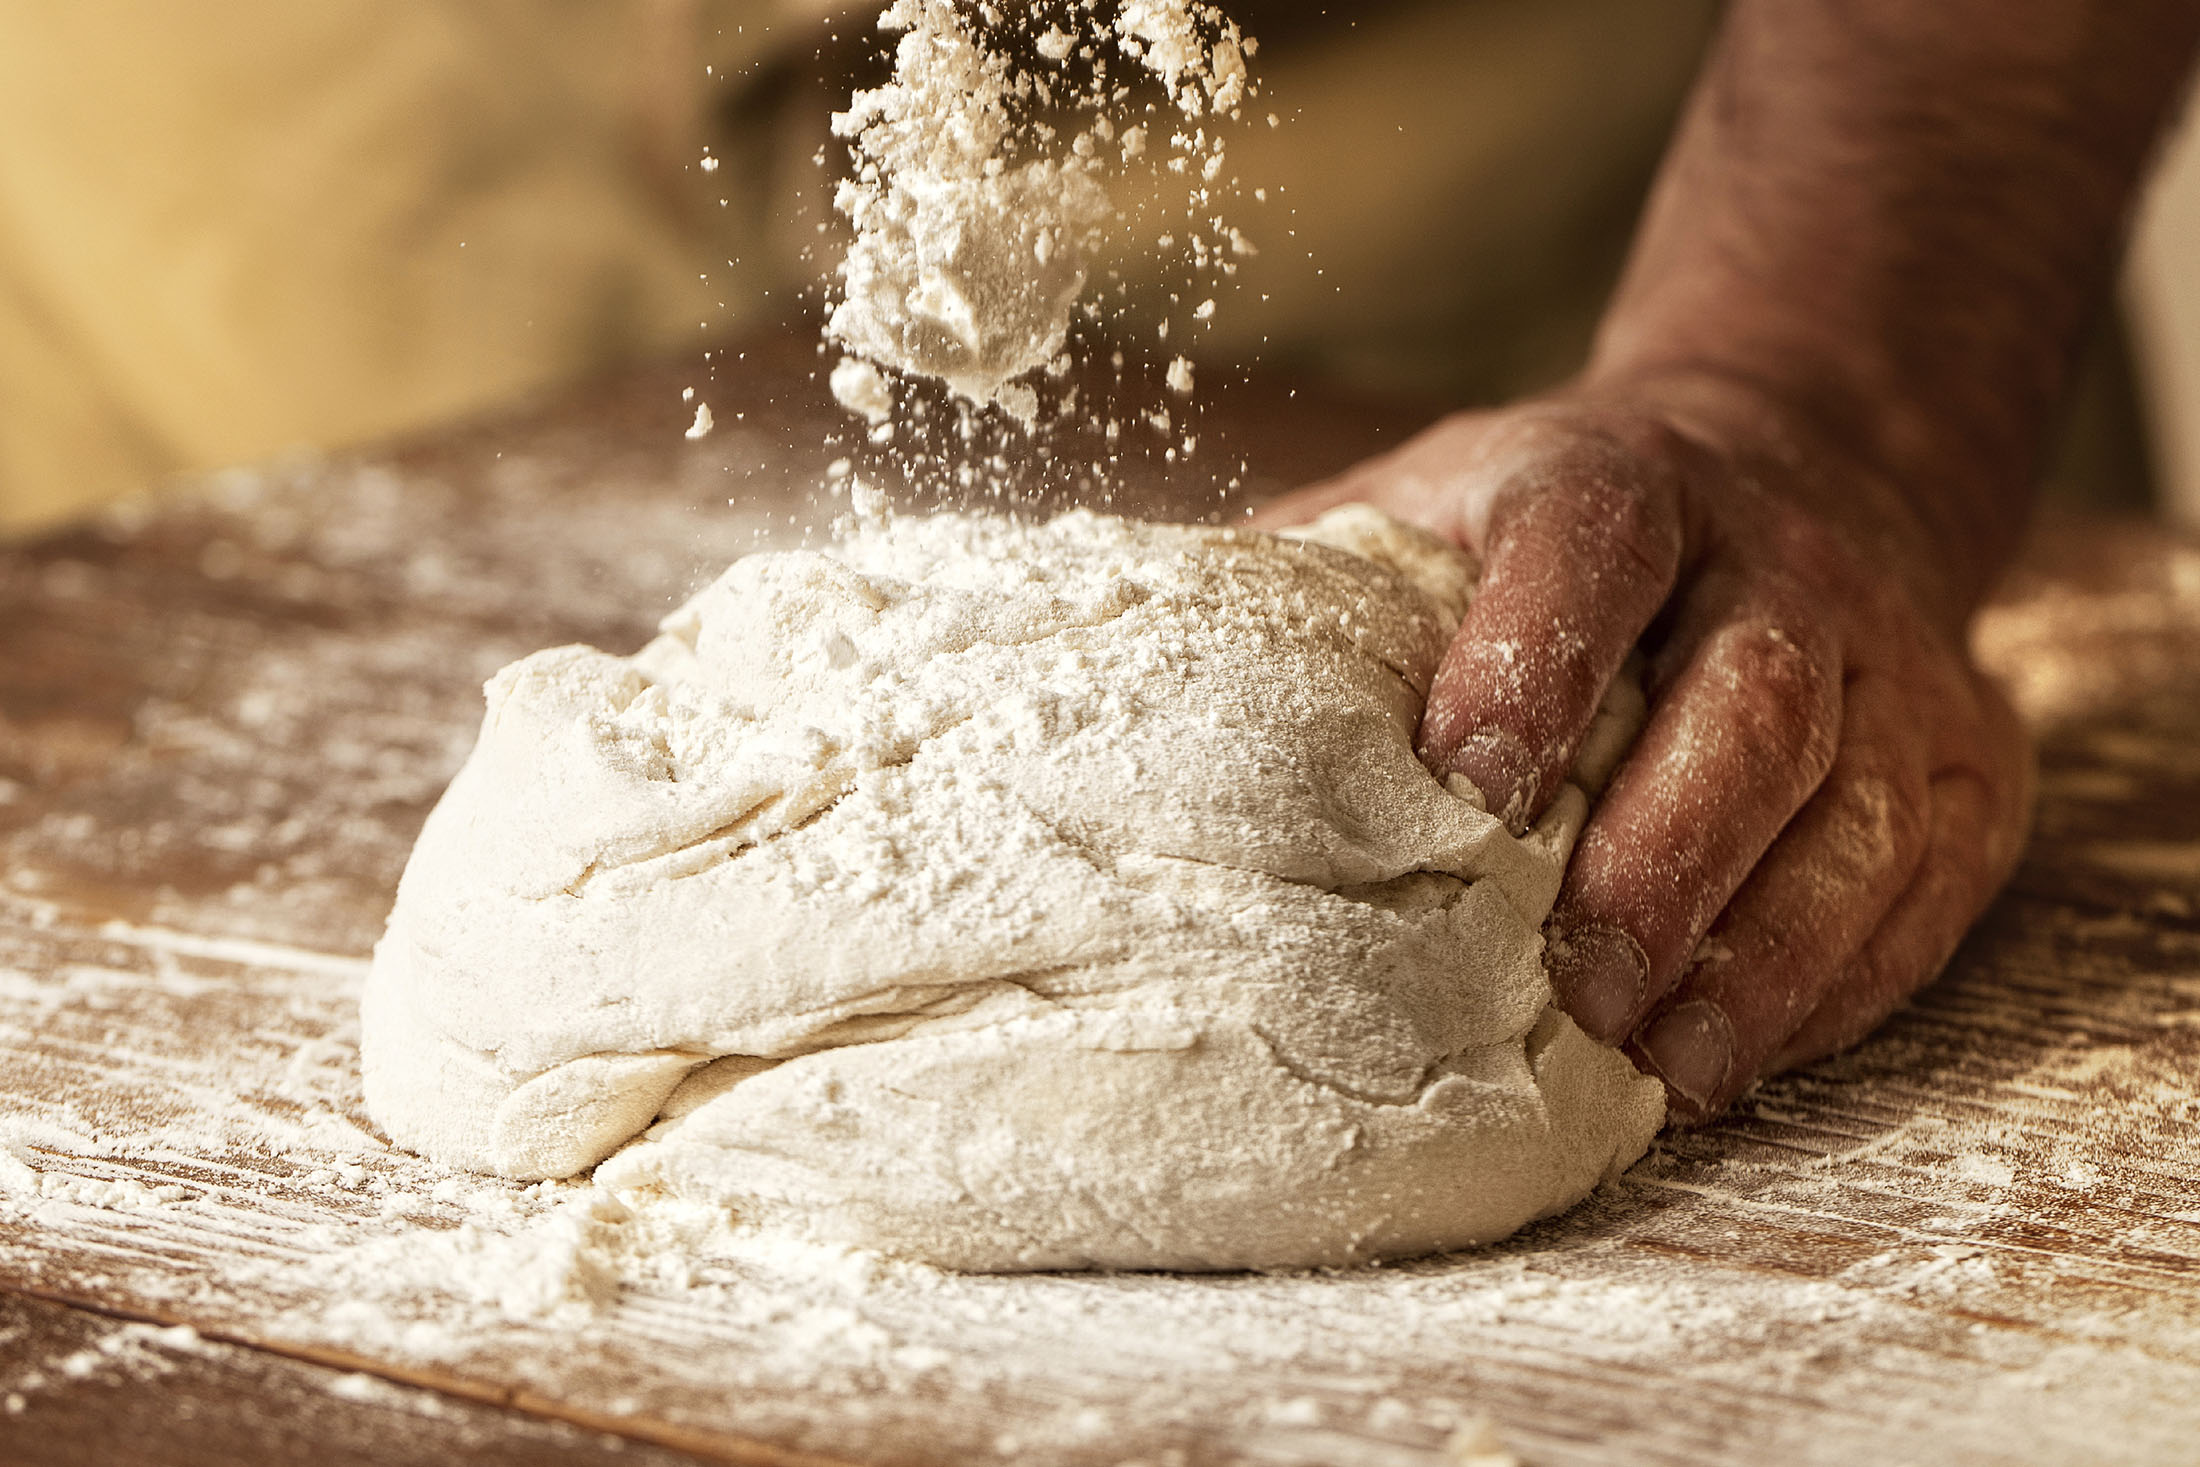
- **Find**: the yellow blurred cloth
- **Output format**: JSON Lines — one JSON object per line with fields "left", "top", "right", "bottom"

{"left": 0, "top": 2, "right": 840, "bottom": 533}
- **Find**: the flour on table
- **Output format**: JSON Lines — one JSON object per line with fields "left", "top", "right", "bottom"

{"left": 362, "top": 505, "right": 1662, "bottom": 1270}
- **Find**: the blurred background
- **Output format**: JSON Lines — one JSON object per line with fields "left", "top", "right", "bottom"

{"left": 0, "top": 0, "right": 2192, "bottom": 537}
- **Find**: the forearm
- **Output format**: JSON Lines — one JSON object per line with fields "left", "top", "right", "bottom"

{"left": 1589, "top": 0, "right": 2200, "bottom": 612}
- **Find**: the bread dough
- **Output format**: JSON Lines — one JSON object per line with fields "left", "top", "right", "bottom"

{"left": 362, "top": 506, "right": 1663, "bottom": 1270}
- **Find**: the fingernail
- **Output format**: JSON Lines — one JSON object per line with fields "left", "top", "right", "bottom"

{"left": 1637, "top": 1000, "right": 1735, "bottom": 1113}
{"left": 1439, "top": 728, "right": 1534, "bottom": 829}
{"left": 1546, "top": 921, "right": 1648, "bottom": 1044}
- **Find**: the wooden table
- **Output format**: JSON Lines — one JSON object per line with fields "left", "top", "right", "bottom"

{"left": 4, "top": 332, "right": 2200, "bottom": 1467}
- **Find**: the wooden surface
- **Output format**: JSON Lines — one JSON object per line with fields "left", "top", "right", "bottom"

{"left": 4, "top": 334, "right": 2200, "bottom": 1467}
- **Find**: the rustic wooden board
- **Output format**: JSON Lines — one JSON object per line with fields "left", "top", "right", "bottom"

{"left": 3, "top": 334, "right": 2199, "bottom": 1466}
{"left": 0, "top": 1290, "right": 732, "bottom": 1467}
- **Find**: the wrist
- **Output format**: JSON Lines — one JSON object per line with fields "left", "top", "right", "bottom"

{"left": 1561, "top": 359, "right": 2007, "bottom": 632}
{"left": 1579, "top": 122, "right": 2055, "bottom": 603}
{"left": 1578, "top": 0, "right": 2200, "bottom": 618}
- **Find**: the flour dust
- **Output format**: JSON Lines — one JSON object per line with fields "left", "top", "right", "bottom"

{"left": 820, "top": 0, "right": 1262, "bottom": 512}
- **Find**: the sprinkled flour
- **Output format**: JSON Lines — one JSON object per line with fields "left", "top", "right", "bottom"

{"left": 826, "top": 0, "right": 1256, "bottom": 429}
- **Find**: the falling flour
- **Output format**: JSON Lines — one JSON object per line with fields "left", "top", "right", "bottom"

{"left": 360, "top": 505, "right": 1660, "bottom": 1270}
{"left": 825, "top": 0, "right": 1254, "bottom": 425}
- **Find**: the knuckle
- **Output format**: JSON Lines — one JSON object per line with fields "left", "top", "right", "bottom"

{"left": 1833, "top": 766, "right": 1932, "bottom": 886}
{"left": 1879, "top": 769, "right": 1934, "bottom": 871}
{"left": 1579, "top": 470, "right": 1683, "bottom": 589}
{"left": 1556, "top": 427, "right": 1684, "bottom": 571}
{"left": 1708, "top": 619, "right": 1842, "bottom": 777}
{"left": 1484, "top": 419, "right": 1685, "bottom": 594}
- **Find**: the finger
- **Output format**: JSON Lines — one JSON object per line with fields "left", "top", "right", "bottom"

{"left": 1258, "top": 472, "right": 1390, "bottom": 530}
{"left": 1624, "top": 671, "right": 1931, "bottom": 1119}
{"left": 1247, "top": 473, "right": 1392, "bottom": 531}
{"left": 1416, "top": 427, "right": 1686, "bottom": 827}
{"left": 1246, "top": 418, "right": 1490, "bottom": 538}
{"left": 1546, "top": 607, "right": 1843, "bottom": 1045}
{"left": 1770, "top": 684, "right": 2035, "bottom": 1070}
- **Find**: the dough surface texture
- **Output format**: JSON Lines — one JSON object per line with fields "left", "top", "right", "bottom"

{"left": 363, "top": 506, "right": 1663, "bottom": 1270}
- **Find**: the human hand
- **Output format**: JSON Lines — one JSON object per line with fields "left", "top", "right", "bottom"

{"left": 1253, "top": 369, "right": 2034, "bottom": 1120}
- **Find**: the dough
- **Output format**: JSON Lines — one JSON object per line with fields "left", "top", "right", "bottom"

{"left": 362, "top": 506, "right": 1663, "bottom": 1271}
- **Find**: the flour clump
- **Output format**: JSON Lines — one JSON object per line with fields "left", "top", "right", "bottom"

{"left": 362, "top": 506, "right": 1663, "bottom": 1270}
{"left": 826, "top": 0, "right": 1255, "bottom": 423}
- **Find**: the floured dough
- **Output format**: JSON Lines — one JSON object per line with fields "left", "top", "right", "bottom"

{"left": 362, "top": 506, "right": 1663, "bottom": 1270}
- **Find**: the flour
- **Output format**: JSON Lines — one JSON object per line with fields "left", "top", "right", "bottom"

{"left": 825, "top": 0, "right": 1255, "bottom": 425}
{"left": 361, "top": 505, "right": 1662, "bottom": 1270}
{"left": 0, "top": 1320, "right": 206, "bottom": 1408}
{"left": 829, "top": 354, "right": 895, "bottom": 427}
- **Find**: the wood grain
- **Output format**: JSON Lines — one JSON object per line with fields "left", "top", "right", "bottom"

{"left": 0, "top": 1290, "right": 739, "bottom": 1467}
{"left": 3, "top": 333, "right": 2199, "bottom": 1466}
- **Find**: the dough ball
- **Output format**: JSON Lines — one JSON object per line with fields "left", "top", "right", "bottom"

{"left": 362, "top": 506, "right": 1663, "bottom": 1270}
